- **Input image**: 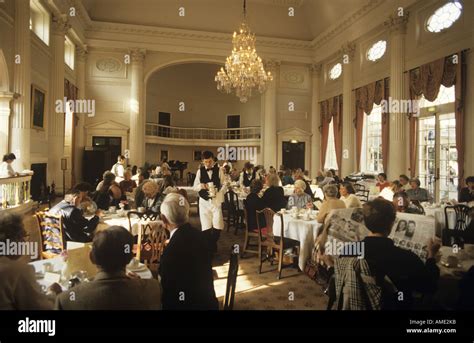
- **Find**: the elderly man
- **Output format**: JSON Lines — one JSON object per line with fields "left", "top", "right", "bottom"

{"left": 406, "top": 178, "right": 433, "bottom": 202}
{"left": 50, "top": 188, "right": 102, "bottom": 242}
{"left": 159, "top": 193, "right": 218, "bottom": 310}
{"left": 55, "top": 226, "right": 162, "bottom": 310}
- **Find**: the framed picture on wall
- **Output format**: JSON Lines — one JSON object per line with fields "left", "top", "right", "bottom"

{"left": 193, "top": 150, "right": 202, "bottom": 161}
{"left": 31, "top": 84, "right": 46, "bottom": 130}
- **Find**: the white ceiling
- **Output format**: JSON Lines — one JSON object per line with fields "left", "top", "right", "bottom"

{"left": 80, "top": 0, "right": 370, "bottom": 41}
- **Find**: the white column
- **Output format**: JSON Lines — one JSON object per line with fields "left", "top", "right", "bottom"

{"left": 74, "top": 46, "right": 87, "bottom": 182}
{"left": 310, "top": 64, "right": 322, "bottom": 178}
{"left": 129, "top": 48, "right": 146, "bottom": 167}
{"left": 10, "top": 0, "right": 31, "bottom": 171}
{"left": 385, "top": 13, "right": 409, "bottom": 180}
{"left": 263, "top": 60, "right": 278, "bottom": 169}
{"left": 48, "top": 15, "right": 70, "bottom": 192}
{"left": 0, "top": 93, "right": 16, "bottom": 155}
{"left": 341, "top": 43, "right": 356, "bottom": 177}
{"left": 464, "top": 50, "right": 474, "bottom": 178}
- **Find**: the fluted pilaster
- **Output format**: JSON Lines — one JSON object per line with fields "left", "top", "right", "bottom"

{"left": 129, "top": 48, "right": 146, "bottom": 166}
{"left": 310, "top": 63, "right": 322, "bottom": 178}
{"left": 11, "top": 0, "right": 31, "bottom": 170}
{"left": 385, "top": 12, "right": 409, "bottom": 179}
{"left": 262, "top": 60, "right": 279, "bottom": 169}
{"left": 341, "top": 42, "right": 356, "bottom": 176}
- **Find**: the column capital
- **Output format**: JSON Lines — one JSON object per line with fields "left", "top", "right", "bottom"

{"left": 340, "top": 42, "right": 356, "bottom": 61}
{"left": 264, "top": 59, "right": 281, "bottom": 73}
{"left": 76, "top": 45, "right": 88, "bottom": 62}
{"left": 309, "top": 63, "right": 322, "bottom": 78}
{"left": 384, "top": 12, "right": 409, "bottom": 34}
{"left": 52, "top": 14, "right": 71, "bottom": 35}
{"left": 130, "top": 48, "right": 146, "bottom": 64}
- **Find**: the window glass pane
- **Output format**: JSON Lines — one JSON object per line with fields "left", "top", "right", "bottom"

{"left": 362, "top": 105, "right": 383, "bottom": 173}
{"left": 324, "top": 119, "right": 338, "bottom": 171}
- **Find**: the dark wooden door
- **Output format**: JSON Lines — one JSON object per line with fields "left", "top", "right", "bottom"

{"left": 282, "top": 141, "right": 305, "bottom": 170}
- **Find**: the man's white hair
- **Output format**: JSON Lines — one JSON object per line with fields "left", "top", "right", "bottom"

{"left": 160, "top": 192, "right": 190, "bottom": 226}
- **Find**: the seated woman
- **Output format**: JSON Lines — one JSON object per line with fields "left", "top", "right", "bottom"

{"left": 316, "top": 184, "right": 346, "bottom": 223}
{"left": 339, "top": 182, "right": 362, "bottom": 208}
{"left": 244, "top": 179, "right": 266, "bottom": 231}
{"left": 119, "top": 169, "right": 137, "bottom": 194}
{"left": 140, "top": 181, "right": 163, "bottom": 213}
{"left": 262, "top": 173, "right": 287, "bottom": 212}
{"left": 159, "top": 175, "right": 177, "bottom": 195}
{"left": 294, "top": 172, "right": 314, "bottom": 199}
{"left": 318, "top": 170, "right": 335, "bottom": 187}
{"left": 93, "top": 171, "right": 123, "bottom": 210}
{"left": 287, "top": 180, "right": 313, "bottom": 210}
{"left": 406, "top": 178, "right": 433, "bottom": 202}
{"left": 392, "top": 191, "right": 424, "bottom": 215}
{"left": 376, "top": 173, "right": 391, "bottom": 192}
{"left": 281, "top": 169, "right": 294, "bottom": 186}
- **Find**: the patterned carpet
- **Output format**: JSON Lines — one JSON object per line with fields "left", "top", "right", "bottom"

{"left": 188, "top": 207, "right": 328, "bottom": 310}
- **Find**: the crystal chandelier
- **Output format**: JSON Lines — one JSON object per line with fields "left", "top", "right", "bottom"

{"left": 215, "top": 0, "right": 273, "bottom": 103}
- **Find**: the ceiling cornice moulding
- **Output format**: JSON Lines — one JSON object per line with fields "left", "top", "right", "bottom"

{"left": 86, "top": 21, "right": 313, "bottom": 51}
{"left": 310, "top": 0, "right": 384, "bottom": 49}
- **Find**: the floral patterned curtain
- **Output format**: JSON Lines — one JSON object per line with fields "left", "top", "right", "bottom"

{"left": 408, "top": 52, "right": 465, "bottom": 186}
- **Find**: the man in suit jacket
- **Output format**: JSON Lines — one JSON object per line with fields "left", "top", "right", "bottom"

{"left": 55, "top": 226, "right": 161, "bottom": 310}
{"left": 49, "top": 188, "right": 101, "bottom": 242}
{"left": 159, "top": 193, "right": 218, "bottom": 310}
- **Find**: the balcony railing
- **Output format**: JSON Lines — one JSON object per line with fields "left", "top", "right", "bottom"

{"left": 0, "top": 175, "right": 32, "bottom": 209}
{"left": 146, "top": 123, "right": 261, "bottom": 140}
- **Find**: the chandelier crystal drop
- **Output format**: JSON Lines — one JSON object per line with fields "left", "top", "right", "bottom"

{"left": 215, "top": 1, "right": 273, "bottom": 103}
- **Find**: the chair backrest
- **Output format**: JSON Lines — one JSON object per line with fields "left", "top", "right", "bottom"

{"left": 223, "top": 246, "right": 239, "bottom": 310}
{"left": 242, "top": 199, "right": 249, "bottom": 231}
{"left": 35, "top": 211, "right": 65, "bottom": 259}
{"left": 225, "top": 190, "right": 241, "bottom": 212}
{"left": 354, "top": 184, "right": 366, "bottom": 193}
{"left": 127, "top": 210, "right": 162, "bottom": 263}
{"left": 444, "top": 205, "right": 472, "bottom": 231}
{"left": 355, "top": 189, "right": 370, "bottom": 203}
{"left": 256, "top": 208, "right": 284, "bottom": 246}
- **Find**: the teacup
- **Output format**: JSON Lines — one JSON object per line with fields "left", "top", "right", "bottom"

{"left": 108, "top": 206, "right": 116, "bottom": 214}
{"left": 43, "top": 262, "right": 53, "bottom": 273}
{"left": 137, "top": 207, "right": 145, "bottom": 213}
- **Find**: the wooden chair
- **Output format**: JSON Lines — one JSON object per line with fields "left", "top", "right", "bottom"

{"left": 355, "top": 189, "right": 370, "bottom": 203}
{"left": 442, "top": 205, "right": 473, "bottom": 246}
{"left": 256, "top": 208, "right": 300, "bottom": 279}
{"left": 224, "top": 190, "right": 244, "bottom": 234}
{"left": 127, "top": 210, "right": 167, "bottom": 267}
{"left": 353, "top": 183, "right": 366, "bottom": 193}
{"left": 187, "top": 172, "right": 196, "bottom": 186}
{"left": 223, "top": 246, "right": 239, "bottom": 310}
{"left": 241, "top": 200, "right": 259, "bottom": 258}
{"left": 35, "top": 211, "right": 66, "bottom": 259}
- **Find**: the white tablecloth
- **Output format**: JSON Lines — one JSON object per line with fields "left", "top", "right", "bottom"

{"left": 30, "top": 256, "right": 153, "bottom": 291}
{"left": 272, "top": 213, "right": 322, "bottom": 270}
{"left": 423, "top": 206, "right": 465, "bottom": 236}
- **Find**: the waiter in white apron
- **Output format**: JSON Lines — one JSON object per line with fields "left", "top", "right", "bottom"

{"left": 193, "top": 151, "right": 227, "bottom": 255}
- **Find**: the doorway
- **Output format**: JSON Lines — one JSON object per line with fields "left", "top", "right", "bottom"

{"left": 282, "top": 141, "right": 305, "bottom": 170}
{"left": 227, "top": 114, "right": 240, "bottom": 139}
{"left": 158, "top": 112, "right": 171, "bottom": 137}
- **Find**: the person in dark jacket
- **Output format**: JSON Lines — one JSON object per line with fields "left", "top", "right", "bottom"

{"left": 262, "top": 173, "right": 287, "bottom": 212}
{"left": 159, "top": 193, "right": 218, "bottom": 310}
{"left": 244, "top": 179, "right": 266, "bottom": 231}
{"left": 358, "top": 198, "right": 440, "bottom": 309}
{"left": 49, "top": 189, "right": 102, "bottom": 242}
{"left": 459, "top": 176, "right": 474, "bottom": 203}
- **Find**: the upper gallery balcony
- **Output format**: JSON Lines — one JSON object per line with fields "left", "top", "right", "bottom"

{"left": 145, "top": 123, "right": 261, "bottom": 147}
